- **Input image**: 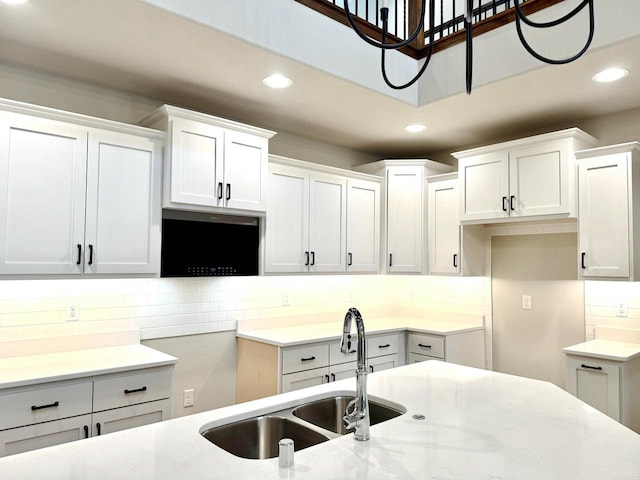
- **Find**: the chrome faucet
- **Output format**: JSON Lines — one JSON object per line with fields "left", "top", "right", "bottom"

{"left": 340, "top": 307, "right": 369, "bottom": 441}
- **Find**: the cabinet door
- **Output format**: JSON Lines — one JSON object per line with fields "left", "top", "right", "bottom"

{"left": 329, "top": 361, "right": 357, "bottom": 382}
{"left": 386, "top": 166, "right": 424, "bottom": 273}
{"left": 407, "top": 352, "right": 441, "bottom": 364}
{"left": 459, "top": 151, "right": 509, "bottom": 221}
{"left": 84, "top": 129, "right": 161, "bottom": 274}
{"left": 428, "top": 179, "right": 460, "bottom": 274}
{"left": 578, "top": 155, "right": 630, "bottom": 278}
{"left": 309, "top": 173, "right": 347, "bottom": 272}
{"left": 168, "top": 117, "right": 223, "bottom": 207}
{"left": 509, "top": 139, "right": 570, "bottom": 217}
{"left": 281, "top": 367, "right": 329, "bottom": 393}
{"left": 223, "top": 130, "right": 268, "bottom": 212}
{"left": 566, "top": 357, "right": 621, "bottom": 421}
{"left": 264, "top": 164, "right": 310, "bottom": 273}
{"left": 92, "top": 399, "right": 171, "bottom": 436}
{"left": 0, "top": 414, "right": 91, "bottom": 457}
{"left": 368, "top": 354, "right": 398, "bottom": 373}
{"left": 0, "top": 113, "right": 88, "bottom": 274}
{"left": 346, "top": 179, "right": 380, "bottom": 272}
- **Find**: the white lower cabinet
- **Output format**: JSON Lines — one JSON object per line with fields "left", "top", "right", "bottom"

{"left": 0, "top": 366, "right": 173, "bottom": 457}
{"left": 406, "top": 331, "right": 485, "bottom": 369}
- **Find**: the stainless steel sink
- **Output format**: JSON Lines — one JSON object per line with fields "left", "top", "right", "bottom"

{"left": 201, "top": 415, "right": 330, "bottom": 459}
{"left": 292, "top": 396, "right": 405, "bottom": 435}
{"left": 200, "top": 393, "right": 405, "bottom": 459}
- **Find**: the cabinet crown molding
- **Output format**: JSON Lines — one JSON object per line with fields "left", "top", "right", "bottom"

{"left": 0, "top": 97, "right": 164, "bottom": 139}
{"left": 269, "top": 154, "right": 383, "bottom": 183}
{"left": 452, "top": 127, "right": 597, "bottom": 159}
{"left": 354, "top": 158, "right": 453, "bottom": 177}
{"left": 140, "top": 104, "right": 276, "bottom": 139}
{"left": 575, "top": 141, "right": 640, "bottom": 159}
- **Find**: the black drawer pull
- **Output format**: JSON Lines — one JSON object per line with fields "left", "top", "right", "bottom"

{"left": 324, "top": 374, "right": 330, "bottom": 383}
{"left": 510, "top": 195, "right": 516, "bottom": 211}
{"left": 418, "top": 343, "right": 432, "bottom": 349}
{"left": 369, "top": 365, "right": 374, "bottom": 373}
{"left": 348, "top": 252, "right": 353, "bottom": 266}
{"left": 124, "top": 386, "right": 147, "bottom": 394}
{"left": 581, "top": 364, "right": 603, "bottom": 371}
{"left": 305, "top": 251, "right": 310, "bottom": 266}
{"left": 226, "top": 183, "right": 231, "bottom": 201}
{"left": 581, "top": 252, "right": 586, "bottom": 269}
{"left": 217, "top": 182, "right": 223, "bottom": 200}
{"left": 76, "top": 244, "right": 82, "bottom": 265}
{"left": 300, "top": 356, "right": 316, "bottom": 362}
{"left": 310, "top": 251, "right": 315, "bottom": 266}
{"left": 84, "top": 425, "right": 89, "bottom": 438}
{"left": 378, "top": 344, "right": 391, "bottom": 348}
{"left": 88, "top": 244, "right": 94, "bottom": 265}
{"left": 331, "top": 373, "right": 336, "bottom": 382}
{"left": 31, "top": 401, "right": 59, "bottom": 411}
{"left": 453, "top": 253, "right": 458, "bottom": 268}
{"left": 96, "top": 422, "right": 102, "bottom": 436}
{"left": 502, "top": 196, "right": 508, "bottom": 212}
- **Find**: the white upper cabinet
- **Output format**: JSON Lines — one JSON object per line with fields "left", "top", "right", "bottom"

{"left": 346, "top": 179, "right": 380, "bottom": 272}
{"left": 386, "top": 166, "right": 425, "bottom": 273}
{"left": 0, "top": 101, "right": 162, "bottom": 276}
{"left": 427, "top": 173, "right": 485, "bottom": 276}
{"left": 576, "top": 142, "right": 640, "bottom": 280}
{"left": 140, "top": 105, "right": 275, "bottom": 215}
{"left": 264, "top": 156, "right": 381, "bottom": 274}
{"left": 455, "top": 128, "right": 597, "bottom": 224}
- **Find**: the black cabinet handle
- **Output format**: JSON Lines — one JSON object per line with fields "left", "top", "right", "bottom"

{"left": 453, "top": 254, "right": 458, "bottom": 268}
{"left": 324, "top": 374, "right": 330, "bottom": 383}
{"left": 581, "top": 252, "right": 586, "bottom": 269}
{"left": 88, "top": 244, "right": 94, "bottom": 265}
{"left": 331, "top": 373, "right": 336, "bottom": 382}
{"left": 84, "top": 425, "right": 89, "bottom": 438}
{"left": 378, "top": 344, "right": 391, "bottom": 349}
{"left": 76, "top": 244, "right": 82, "bottom": 265}
{"left": 124, "top": 386, "right": 147, "bottom": 394}
{"left": 510, "top": 195, "right": 516, "bottom": 211}
{"left": 96, "top": 423, "right": 101, "bottom": 436}
{"left": 369, "top": 365, "right": 374, "bottom": 373}
{"left": 310, "top": 251, "right": 315, "bottom": 266}
{"left": 301, "top": 356, "right": 316, "bottom": 362}
{"left": 502, "top": 196, "right": 508, "bottom": 212}
{"left": 305, "top": 251, "right": 310, "bottom": 266}
{"left": 418, "top": 343, "right": 432, "bottom": 349}
{"left": 226, "top": 183, "right": 231, "bottom": 201}
{"left": 31, "top": 401, "right": 59, "bottom": 411}
{"left": 581, "top": 364, "right": 603, "bottom": 371}
{"left": 217, "top": 182, "right": 223, "bottom": 200}
{"left": 348, "top": 252, "right": 353, "bottom": 266}
{"left": 389, "top": 254, "right": 393, "bottom": 267}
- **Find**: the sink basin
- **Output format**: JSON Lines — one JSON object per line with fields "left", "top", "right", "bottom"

{"left": 292, "top": 396, "right": 405, "bottom": 435}
{"left": 201, "top": 415, "right": 330, "bottom": 459}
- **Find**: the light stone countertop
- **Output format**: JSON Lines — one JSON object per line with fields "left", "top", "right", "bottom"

{"left": 0, "top": 344, "right": 178, "bottom": 390}
{"left": 0, "top": 361, "right": 638, "bottom": 480}
{"left": 237, "top": 317, "right": 484, "bottom": 347}
{"left": 563, "top": 339, "right": 640, "bottom": 361}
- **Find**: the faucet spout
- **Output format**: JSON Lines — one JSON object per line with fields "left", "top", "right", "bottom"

{"left": 340, "top": 307, "right": 369, "bottom": 441}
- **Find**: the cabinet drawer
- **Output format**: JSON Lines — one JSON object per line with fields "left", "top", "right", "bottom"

{"left": 281, "top": 343, "right": 329, "bottom": 374}
{"left": 367, "top": 334, "right": 399, "bottom": 358}
{"left": 329, "top": 340, "right": 358, "bottom": 365}
{"left": 408, "top": 352, "right": 443, "bottom": 364}
{"left": 0, "top": 382, "right": 93, "bottom": 431}
{"left": 92, "top": 368, "right": 172, "bottom": 412}
{"left": 408, "top": 333, "right": 445, "bottom": 359}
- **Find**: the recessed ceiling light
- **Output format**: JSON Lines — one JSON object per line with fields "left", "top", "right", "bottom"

{"left": 405, "top": 124, "right": 427, "bottom": 133}
{"left": 262, "top": 74, "right": 293, "bottom": 89}
{"left": 592, "top": 68, "right": 629, "bottom": 83}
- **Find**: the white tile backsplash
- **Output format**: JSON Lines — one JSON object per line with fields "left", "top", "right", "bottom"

{"left": 0, "top": 275, "right": 492, "bottom": 343}
{"left": 584, "top": 280, "right": 640, "bottom": 341}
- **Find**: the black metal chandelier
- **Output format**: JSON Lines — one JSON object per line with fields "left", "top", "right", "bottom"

{"left": 343, "top": 0, "right": 595, "bottom": 93}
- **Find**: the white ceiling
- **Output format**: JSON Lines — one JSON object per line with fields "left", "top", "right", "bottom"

{"left": 0, "top": 0, "right": 639, "bottom": 158}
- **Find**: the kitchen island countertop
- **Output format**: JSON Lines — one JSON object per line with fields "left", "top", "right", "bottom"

{"left": 1, "top": 361, "right": 638, "bottom": 479}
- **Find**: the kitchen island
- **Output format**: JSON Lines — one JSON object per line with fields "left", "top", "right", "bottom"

{"left": 0, "top": 361, "right": 638, "bottom": 479}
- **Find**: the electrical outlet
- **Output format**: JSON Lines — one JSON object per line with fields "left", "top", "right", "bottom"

{"left": 183, "top": 388, "right": 195, "bottom": 408}
{"left": 522, "top": 295, "right": 532, "bottom": 310}
{"left": 66, "top": 303, "right": 79, "bottom": 321}
{"left": 616, "top": 302, "right": 628, "bottom": 317}
{"left": 348, "top": 291, "right": 354, "bottom": 302}
{"left": 282, "top": 293, "right": 289, "bottom": 306}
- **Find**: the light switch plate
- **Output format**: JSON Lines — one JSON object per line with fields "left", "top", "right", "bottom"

{"left": 183, "top": 388, "right": 195, "bottom": 408}
{"left": 522, "top": 295, "right": 532, "bottom": 310}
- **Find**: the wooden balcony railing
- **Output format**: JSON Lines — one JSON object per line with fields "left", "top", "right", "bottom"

{"left": 295, "top": 0, "right": 566, "bottom": 59}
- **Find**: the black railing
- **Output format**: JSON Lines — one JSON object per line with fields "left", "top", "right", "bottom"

{"left": 296, "top": 0, "right": 561, "bottom": 57}
{"left": 323, "top": 0, "right": 531, "bottom": 43}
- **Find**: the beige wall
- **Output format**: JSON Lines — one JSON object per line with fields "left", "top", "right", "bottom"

{"left": 491, "top": 234, "right": 584, "bottom": 388}
{"left": 143, "top": 332, "right": 237, "bottom": 418}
